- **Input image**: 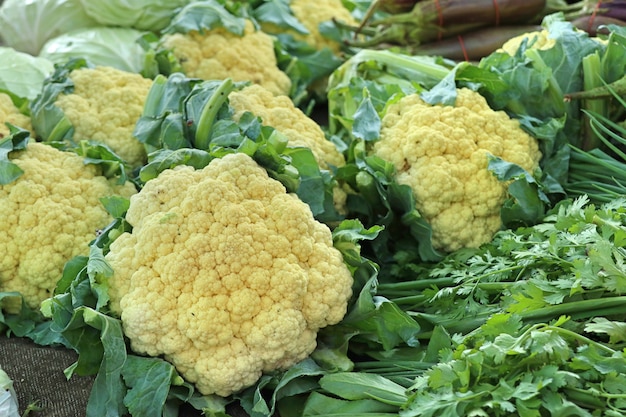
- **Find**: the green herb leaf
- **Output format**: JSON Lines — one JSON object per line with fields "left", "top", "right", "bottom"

{"left": 0, "top": 123, "right": 30, "bottom": 184}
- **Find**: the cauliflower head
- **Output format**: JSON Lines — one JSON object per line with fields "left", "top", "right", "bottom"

{"left": 162, "top": 20, "right": 292, "bottom": 96}
{"left": 53, "top": 66, "right": 153, "bottom": 167}
{"left": 373, "top": 88, "right": 542, "bottom": 252}
{"left": 228, "top": 84, "right": 345, "bottom": 169}
{"left": 0, "top": 142, "right": 137, "bottom": 313}
{"left": 0, "top": 93, "right": 32, "bottom": 137}
{"left": 104, "top": 153, "right": 353, "bottom": 396}
{"left": 499, "top": 29, "right": 556, "bottom": 55}
{"left": 264, "top": 0, "right": 357, "bottom": 55}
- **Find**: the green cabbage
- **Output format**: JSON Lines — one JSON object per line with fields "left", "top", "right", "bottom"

{"left": 0, "top": 0, "right": 98, "bottom": 55}
{"left": 78, "top": 0, "right": 191, "bottom": 32}
{"left": 0, "top": 47, "right": 54, "bottom": 101}
{"left": 39, "top": 27, "right": 149, "bottom": 74}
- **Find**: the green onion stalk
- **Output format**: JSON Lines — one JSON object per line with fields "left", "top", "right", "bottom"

{"left": 564, "top": 75, "right": 626, "bottom": 202}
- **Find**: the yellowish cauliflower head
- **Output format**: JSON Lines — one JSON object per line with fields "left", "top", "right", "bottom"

{"left": 0, "top": 93, "right": 32, "bottom": 137}
{"left": 54, "top": 66, "right": 153, "bottom": 167}
{"left": 105, "top": 153, "right": 353, "bottom": 396}
{"left": 373, "top": 88, "right": 542, "bottom": 252}
{"left": 0, "top": 142, "right": 137, "bottom": 313}
{"left": 162, "top": 20, "right": 292, "bottom": 96}
{"left": 499, "top": 29, "right": 556, "bottom": 55}
{"left": 228, "top": 84, "right": 345, "bottom": 169}
{"left": 265, "top": 0, "right": 357, "bottom": 55}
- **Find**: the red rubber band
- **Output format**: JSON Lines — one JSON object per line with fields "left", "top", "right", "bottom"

{"left": 458, "top": 35, "right": 469, "bottom": 62}
{"left": 588, "top": 1, "right": 601, "bottom": 33}
{"left": 435, "top": 0, "right": 444, "bottom": 40}
{"left": 493, "top": 0, "right": 501, "bottom": 26}
{"left": 435, "top": 0, "right": 444, "bottom": 26}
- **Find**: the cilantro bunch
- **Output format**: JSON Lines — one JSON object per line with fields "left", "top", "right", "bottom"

{"left": 403, "top": 314, "right": 626, "bottom": 417}
{"left": 382, "top": 195, "right": 626, "bottom": 337}
{"left": 312, "top": 195, "right": 626, "bottom": 416}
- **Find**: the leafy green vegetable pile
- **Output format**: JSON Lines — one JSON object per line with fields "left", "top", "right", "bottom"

{"left": 1, "top": 1, "right": 626, "bottom": 416}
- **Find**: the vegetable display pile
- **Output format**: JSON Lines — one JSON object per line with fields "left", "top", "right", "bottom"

{"left": 1, "top": 1, "right": 626, "bottom": 417}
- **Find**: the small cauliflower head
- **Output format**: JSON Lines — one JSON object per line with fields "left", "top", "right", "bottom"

{"left": 228, "top": 84, "right": 345, "bottom": 169}
{"left": 162, "top": 20, "right": 292, "bottom": 96}
{"left": 0, "top": 93, "right": 32, "bottom": 137}
{"left": 264, "top": 0, "right": 357, "bottom": 55}
{"left": 499, "top": 29, "right": 556, "bottom": 55}
{"left": 105, "top": 153, "right": 353, "bottom": 396}
{"left": 0, "top": 142, "right": 137, "bottom": 313}
{"left": 373, "top": 88, "right": 542, "bottom": 252}
{"left": 54, "top": 66, "right": 153, "bottom": 167}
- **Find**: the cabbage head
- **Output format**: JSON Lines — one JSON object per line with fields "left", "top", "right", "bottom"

{"left": 79, "top": 0, "right": 191, "bottom": 32}
{"left": 0, "top": 0, "right": 98, "bottom": 55}
{"left": 0, "top": 47, "right": 54, "bottom": 101}
{"left": 40, "top": 27, "right": 149, "bottom": 74}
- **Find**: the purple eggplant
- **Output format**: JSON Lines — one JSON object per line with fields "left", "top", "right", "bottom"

{"left": 596, "top": 0, "right": 626, "bottom": 21}
{"left": 571, "top": 14, "right": 626, "bottom": 35}
{"left": 348, "top": 0, "right": 547, "bottom": 48}
{"left": 411, "top": 25, "right": 543, "bottom": 61}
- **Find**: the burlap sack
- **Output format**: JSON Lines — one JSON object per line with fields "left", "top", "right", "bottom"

{"left": 0, "top": 336, "right": 94, "bottom": 417}
{"left": 0, "top": 336, "right": 254, "bottom": 417}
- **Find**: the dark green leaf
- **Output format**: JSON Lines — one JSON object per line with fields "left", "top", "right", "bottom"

{"left": 342, "top": 277, "right": 421, "bottom": 350}
{"left": 253, "top": 0, "right": 308, "bottom": 34}
{"left": 99, "top": 196, "right": 131, "bottom": 219}
{"left": 29, "top": 58, "right": 89, "bottom": 144}
{"left": 82, "top": 307, "right": 128, "bottom": 417}
{"left": 122, "top": 356, "right": 179, "bottom": 416}
{"left": 0, "top": 123, "right": 30, "bottom": 184}
{"left": 163, "top": 0, "right": 247, "bottom": 35}
{"left": 236, "top": 358, "right": 326, "bottom": 417}
{"left": 139, "top": 148, "right": 213, "bottom": 183}
{"left": 284, "top": 147, "right": 327, "bottom": 216}
{"left": 351, "top": 91, "right": 381, "bottom": 141}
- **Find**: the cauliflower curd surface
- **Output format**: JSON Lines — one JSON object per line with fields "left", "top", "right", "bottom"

{"left": 162, "top": 20, "right": 292, "bottom": 96}
{"left": 0, "top": 142, "right": 137, "bottom": 313}
{"left": 228, "top": 84, "right": 345, "bottom": 169}
{"left": 0, "top": 93, "right": 32, "bottom": 137}
{"left": 276, "top": 0, "right": 358, "bottom": 55}
{"left": 373, "top": 88, "right": 542, "bottom": 252}
{"left": 105, "top": 153, "right": 353, "bottom": 396}
{"left": 54, "top": 66, "right": 153, "bottom": 167}
{"left": 499, "top": 29, "right": 556, "bottom": 56}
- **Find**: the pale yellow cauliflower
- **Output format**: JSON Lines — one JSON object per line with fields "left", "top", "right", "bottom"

{"left": 499, "top": 29, "right": 556, "bottom": 55}
{"left": 54, "top": 66, "right": 153, "bottom": 167}
{"left": 265, "top": 0, "right": 358, "bottom": 55}
{"left": 228, "top": 84, "right": 345, "bottom": 169}
{"left": 499, "top": 28, "right": 605, "bottom": 56}
{"left": 0, "top": 142, "right": 137, "bottom": 313}
{"left": 373, "top": 88, "right": 542, "bottom": 252}
{"left": 0, "top": 93, "right": 32, "bottom": 137}
{"left": 104, "top": 153, "right": 353, "bottom": 396}
{"left": 229, "top": 84, "right": 348, "bottom": 213}
{"left": 162, "top": 20, "right": 291, "bottom": 96}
